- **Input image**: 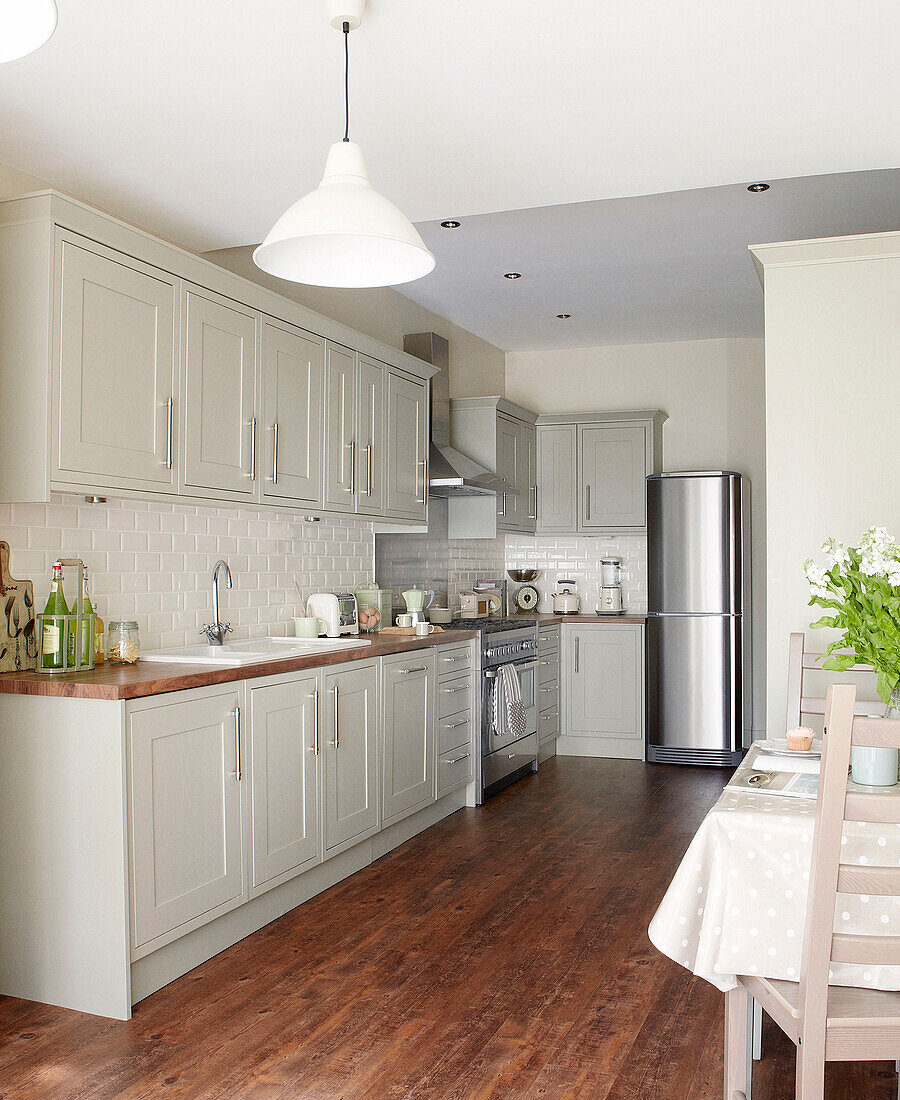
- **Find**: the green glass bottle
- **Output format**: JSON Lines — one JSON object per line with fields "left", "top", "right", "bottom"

{"left": 41, "top": 562, "right": 70, "bottom": 670}
{"left": 73, "top": 568, "right": 95, "bottom": 667}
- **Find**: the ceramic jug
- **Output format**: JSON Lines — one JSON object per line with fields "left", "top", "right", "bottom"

{"left": 402, "top": 587, "right": 435, "bottom": 613}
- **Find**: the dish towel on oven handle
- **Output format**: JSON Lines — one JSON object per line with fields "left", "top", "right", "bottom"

{"left": 493, "top": 663, "right": 527, "bottom": 739}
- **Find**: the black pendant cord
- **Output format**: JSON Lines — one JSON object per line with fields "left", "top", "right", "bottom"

{"left": 342, "top": 20, "right": 350, "bottom": 142}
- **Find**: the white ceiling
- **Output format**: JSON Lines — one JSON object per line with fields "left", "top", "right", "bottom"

{"left": 0, "top": 1, "right": 896, "bottom": 347}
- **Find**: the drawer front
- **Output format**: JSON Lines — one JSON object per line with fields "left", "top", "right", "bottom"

{"left": 438, "top": 712, "right": 474, "bottom": 755}
{"left": 538, "top": 628, "right": 560, "bottom": 655}
{"left": 437, "top": 643, "right": 474, "bottom": 680}
{"left": 538, "top": 681, "right": 559, "bottom": 715}
{"left": 438, "top": 674, "right": 473, "bottom": 719}
{"left": 538, "top": 654, "right": 559, "bottom": 685}
{"left": 437, "top": 745, "right": 474, "bottom": 796}
{"left": 539, "top": 708, "right": 560, "bottom": 741}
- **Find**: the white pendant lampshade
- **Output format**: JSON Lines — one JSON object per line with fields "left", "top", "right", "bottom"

{"left": 253, "top": 141, "right": 435, "bottom": 288}
{"left": 0, "top": 0, "right": 58, "bottom": 63}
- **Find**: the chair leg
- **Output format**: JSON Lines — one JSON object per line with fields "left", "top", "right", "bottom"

{"left": 795, "top": 1042, "right": 824, "bottom": 1100}
{"left": 725, "top": 985, "right": 751, "bottom": 1100}
{"left": 752, "top": 998, "right": 763, "bottom": 1060}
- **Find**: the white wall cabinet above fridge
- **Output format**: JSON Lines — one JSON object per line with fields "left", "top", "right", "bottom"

{"left": 0, "top": 190, "right": 433, "bottom": 525}
{"left": 536, "top": 410, "right": 666, "bottom": 535}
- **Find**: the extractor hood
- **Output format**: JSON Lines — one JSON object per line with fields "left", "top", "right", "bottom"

{"left": 403, "top": 332, "right": 511, "bottom": 497}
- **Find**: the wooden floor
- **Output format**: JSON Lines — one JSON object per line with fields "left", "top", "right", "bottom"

{"left": 1, "top": 757, "right": 897, "bottom": 1099}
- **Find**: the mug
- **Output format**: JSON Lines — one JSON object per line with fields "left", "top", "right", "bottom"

{"left": 293, "top": 617, "right": 320, "bottom": 639}
{"left": 415, "top": 622, "right": 436, "bottom": 636}
{"left": 396, "top": 613, "right": 414, "bottom": 628}
{"left": 851, "top": 745, "right": 899, "bottom": 786}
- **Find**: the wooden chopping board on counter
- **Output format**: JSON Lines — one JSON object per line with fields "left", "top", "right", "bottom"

{"left": 380, "top": 625, "right": 445, "bottom": 636}
{"left": 0, "top": 541, "right": 37, "bottom": 672}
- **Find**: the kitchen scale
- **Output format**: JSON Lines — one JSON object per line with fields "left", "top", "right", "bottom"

{"left": 506, "top": 568, "right": 541, "bottom": 613}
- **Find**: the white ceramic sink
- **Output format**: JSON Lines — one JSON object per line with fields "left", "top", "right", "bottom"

{"left": 141, "top": 636, "right": 372, "bottom": 666}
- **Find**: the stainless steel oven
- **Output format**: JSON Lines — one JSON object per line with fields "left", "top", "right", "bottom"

{"left": 480, "top": 623, "right": 539, "bottom": 798}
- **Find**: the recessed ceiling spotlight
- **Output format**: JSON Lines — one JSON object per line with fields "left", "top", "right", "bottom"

{"left": 440, "top": 220, "right": 461, "bottom": 229}
{"left": 556, "top": 313, "right": 572, "bottom": 319}
{"left": 747, "top": 182, "right": 770, "bottom": 193}
{"left": 504, "top": 272, "right": 522, "bottom": 280}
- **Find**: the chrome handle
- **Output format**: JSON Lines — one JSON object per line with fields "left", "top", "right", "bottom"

{"left": 164, "top": 396, "right": 174, "bottom": 470}
{"left": 234, "top": 705, "right": 242, "bottom": 781}
{"left": 272, "top": 420, "right": 279, "bottom": 485}
{"left": 528, "top": 485, "right": 537, "bottom": 520}
{"left": 542, "top": 714, "right": 554, "bottom": 721}
{"left": 348, "top": 440, "right": 356, "bottom": 494}
{"left": 575, "top": 636, "right": 580, "bottom": 673}
{"left": 442, "top": 684, "right": 467, "bottom": 692}
{"left": 399, "top": 665, "right": 428, "bottom": 675}
{"left": 365, "top": 443, "right": 373, "bottom": 496}
{"left": 584, "top": 484, "right": 591, "bottom": 521}
{"left": 508, "top": 752, "right": 517, "bottom": 759}
{"left": 445, "top": 717, "right": 470, "bottom": 728}
{"left": 312, "top": 687, "right": 319, "bottom": 756}
{"left": 540, "top": 687, "right": 554, "bottom": 693}
{"left": 442, "top": 655, "right": 466, "bottom": 663}
{"left": 250, "top": 416, "right": 258, "bottom": 481}
{"left": 499, "top": 491, "right": 507, "bottom": 517}
{"left": 443, "top": 752, "right": 471, "bottom": 765}
{"left": 332, "top": 684, "right": 340, "bottom": 748}
{"left": 416, "top": 460, "right": 427, "bottom": 505}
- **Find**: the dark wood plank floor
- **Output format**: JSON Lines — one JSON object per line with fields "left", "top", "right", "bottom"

{"left": 1, "top": 757, "right": 897, "bottom": 1098}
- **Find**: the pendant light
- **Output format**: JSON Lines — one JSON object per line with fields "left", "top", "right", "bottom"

{"left": 0, "top": 0, "right": 58, "bottom": 63}
{"left": 254, "top": 0, "right": 435, "bottom": 288}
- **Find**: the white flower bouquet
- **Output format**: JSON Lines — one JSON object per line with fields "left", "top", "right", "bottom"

{"left": 804, "top": 527, "right": 900, "bottom": 709}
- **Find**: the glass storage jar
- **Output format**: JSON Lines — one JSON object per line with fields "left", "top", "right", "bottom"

{"left": 107, "top": 620, "right": 140, "bottom": 665}
{"left": 355, "top": 583, "right": 385, "bottom": 633}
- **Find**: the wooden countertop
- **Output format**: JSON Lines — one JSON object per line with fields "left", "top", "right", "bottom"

{"left": 0, "top": 631, "right": 478, "bottom": 702}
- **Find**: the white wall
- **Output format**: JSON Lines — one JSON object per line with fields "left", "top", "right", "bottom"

{"left": 755, "top": 232, "right": 900, "bottom": 732}
{"left": 506, "top": 337, "right": 767, "bottom": 734}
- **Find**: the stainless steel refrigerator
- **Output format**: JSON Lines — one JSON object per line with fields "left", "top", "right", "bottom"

{"left": 646, "top": 471, "right": 750, "bottom": 767}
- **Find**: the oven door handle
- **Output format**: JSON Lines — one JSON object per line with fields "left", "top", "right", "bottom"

{"left": 484, "top": 660, "right": 538, "bottom": 679}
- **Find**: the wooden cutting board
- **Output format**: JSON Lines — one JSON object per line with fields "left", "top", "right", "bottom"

{"left": 380, "top": 625, "right": 445, "bottom": 636}
{"left": 0, "top": 541, "right": 37, "bottom": 672}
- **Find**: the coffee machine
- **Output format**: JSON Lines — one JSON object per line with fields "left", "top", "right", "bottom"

{"left": 597, "top": 556, "right": 625, "bottom": 614}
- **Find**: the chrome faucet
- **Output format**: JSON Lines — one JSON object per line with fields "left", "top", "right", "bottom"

{"left": 200, "top": 559, "right": 233, "bottom": 646}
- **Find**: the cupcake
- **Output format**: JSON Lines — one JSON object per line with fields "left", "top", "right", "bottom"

{"left": 786, "top": 726, "right": 816, "bottom": 751}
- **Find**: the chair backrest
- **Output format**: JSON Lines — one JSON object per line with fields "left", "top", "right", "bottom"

{"left": 784, "top": 631, "right": 881, "bottom": 732}
{"left": 797, "top": 684, "right": 900, "bottom": 1044}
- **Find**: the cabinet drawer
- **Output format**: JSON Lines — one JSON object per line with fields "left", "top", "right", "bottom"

{"left": 539, "top": 708, "right": 560, "bottom": 741}
{"left": 538, "top": 654, "right": 559, "bottom": 685}
{"left": 538, "top": 628, "right": 560, "bottom": 655}
{"left": 538, "top": 681, "right": 559, "bottom": 715}
{"left": 437, "top": 745, "right": 474, "bottom": 796}
{"left": 438, "top": 675, "right": 473, "bottom": 719}
{"left": 438, "top": 712, "right": 474, "bottom": 755}
{"left": 436, "top": 643, "right": 474, "bottom": 680}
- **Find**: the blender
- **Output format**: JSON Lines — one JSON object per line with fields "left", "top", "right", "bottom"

{"left": 597, "top": 556, "right": 625, "bottom": 614}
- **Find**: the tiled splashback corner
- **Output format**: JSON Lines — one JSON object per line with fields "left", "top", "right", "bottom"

{"left": 375, "top": 533, "right": 507, "bottom": 610}
{"left": 505, "top": 533, "right": 647, "bottom": 614}
{"left": 0, "top": 494, "right": 375, "bottom": 652}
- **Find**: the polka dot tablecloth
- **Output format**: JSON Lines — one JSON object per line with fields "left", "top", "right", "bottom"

{"left": 648, "top": 745, "right": 900, "bottom": 993}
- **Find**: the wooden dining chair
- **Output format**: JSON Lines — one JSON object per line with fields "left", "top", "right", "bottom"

{"left": 726, "top": 683, "right": 900, "bottom": 1100}
{"left": 784, "top": 631, "right": 883, "bottom": 732}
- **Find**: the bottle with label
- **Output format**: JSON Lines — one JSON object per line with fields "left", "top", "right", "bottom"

{"left": 70, "top": 567, "right": 97, "bottom": 668}
{"left": 41, "top": 562, "right": 70, "bottom": 670}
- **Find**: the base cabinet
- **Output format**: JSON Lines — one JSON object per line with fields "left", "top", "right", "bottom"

{"left": 382, "top": 650, "right": 436, "bottom": 826}
{"left": 323, "top": 661, "right": 380, "bottom": 855}
{"left": 248, "top": 674, "right": 320, "bottom": 895}
{"left": 127, "top": 684, "right": 246, "bottom": 953}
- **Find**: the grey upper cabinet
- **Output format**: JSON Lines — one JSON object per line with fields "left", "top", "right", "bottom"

{"left": 323, "top": 661, "right": 379, "bottom": 856}
{"left": 55, "top": 235, "right": 179, "bottom": 493}
{"left": 260, "top": 320, "right": 324, "bottom": 507}
{"left": 323, "top": 342, "right": 357, "bottom": 513}
{"left": 183, "top": 286, "right": 258, "bottom": 498}
{"left": 518, "top": 421, "right": 537, "bottom": 533}
{"left": 579, "top": 424, "right": 647, "bottom": 530}
{"left": 386, "top": 369, "right": 428, "bottom": 521}
{"left": 357, "top": 355, "right": 385, "bottom": 516}
{"left": 496, "top": 414, "right": 519, "bottom": 531}
{"left": 535, "top": 411, "right": 666, "bottom": 535}
{"left": 537, "top": 424, "right": 577, "bottom": 533}
{"left": 247, "top": 674, "right": 320, "bottom": 895}
{"left": 382, "top": 650, "right": 436, "bottom": 826}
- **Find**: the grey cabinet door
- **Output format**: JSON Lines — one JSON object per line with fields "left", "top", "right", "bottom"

{"left": 183, "top": 287, "right": 258, "bottom": 496}
{"left": 127, "top": 686, "right": 245, "bottom": 949}
{"left": 248, "top": 674, "right": 320, "bottom": 893}
{"left": 55, "top": 236, "right": 178, "bottom": 491}
{"left": 323, "top": 342, "right": 357, "bottom": 512}
{"left": 496, "top": 414, "right": 519, "bottom": 530}
{"left": 260, "top": 321, "right": 324, "bottom": 506}
{"left": 323, "top": 662, "right": 379, "bottom": 854}
{"left": 579, "top": 424, "right": 647, "bottom": 529}
{"left": 382, "top": 651, "right": 436, "bottom": 825}
{"left": 519, "top": 422, "right": 537, "bottom": 533}
{"left": 385, "top": 370, "right": 428, "bottom": 520}
{"left": 568, "top": 625, "right": 643, "bottom": 739}
{"left": 357, "top": 355, "right": 385, "bottom": 516}
{"left": 537, "top": 424, "right": 577, "bottom": 533}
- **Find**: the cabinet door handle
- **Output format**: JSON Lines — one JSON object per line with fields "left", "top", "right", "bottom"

{"left": 348, "top": 440, "right": 356, "bottom": 494}
{"left": 272, "top": 420, "right": 279, "bottom": 485}
{"left": 442, "top": 752, "right": 471, "bottom": 765}
{"left": 584, "top": 484, "right": 591, "bottom": 521}
{"left": 312, "top": 686, "right": 320, "bottom": 755}
{"left": 365, "top": 443, "right": 373, "bottom": 496}
{"left": 445, "top": 717, "right": 470, "bottom": 729}
{"left": 540, "top": 687, "right": 554, "bottom": 693}
{"left": 234, "top": 705, "right": 242, "bottom": 781}
{"left": 332, "top": 684, "right": 340, "bottom": 749}
{"left": 528, "top": 485, "right": 537, "bottom": 520}
{"left": 250, "top": 416, "right": 258, "bottom": 481}
{"left": 575, "top": 636, "right": 580, "bottom": 673}
{"left": 399, "top": 665, "right": 428, "bottom": 675}
{"left": 164, "top": 396, "right": 174, "bottom": 470}
{"left": 442, "top": 655, "right": 466, "bottom": 663}
{"left": 442, "top": 684, "right": 467, "bottom": 692}
{"left": 416, "top": 460, "right": 427, "bottom": 505}
{"left": 499, "top": 491, "right": 507, "bottom": 517}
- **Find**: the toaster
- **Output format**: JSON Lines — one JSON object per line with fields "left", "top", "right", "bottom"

{"left": 306, "top": 592, "right": 359, "bottom": 637}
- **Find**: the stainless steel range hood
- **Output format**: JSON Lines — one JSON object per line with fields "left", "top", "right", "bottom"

{"left": 403, "top": 332, "right": 510, "bottom": 497}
